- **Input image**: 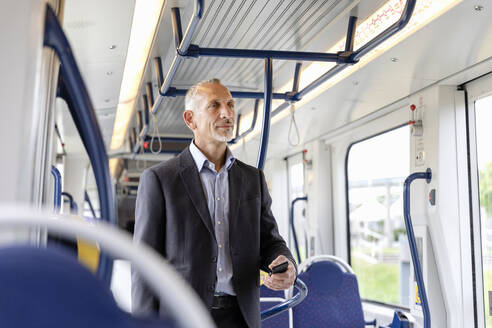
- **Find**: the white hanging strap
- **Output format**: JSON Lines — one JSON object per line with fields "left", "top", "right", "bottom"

{"left": 288, "top": 103, "right": 300, "bottom": 147}
{"left": 150, "top": 113, "right": 163, "bottom": 155}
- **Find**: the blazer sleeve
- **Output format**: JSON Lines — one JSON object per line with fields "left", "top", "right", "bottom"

{"left": 258, "top": 170, "right": 297, "bottom": 273}
{"left": 131, "top": 168, "right": 166, "bottom": 315}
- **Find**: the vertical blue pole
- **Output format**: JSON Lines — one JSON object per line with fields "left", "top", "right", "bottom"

{"left": 403, "top": 168, "right": 432, "bottom": 328}
{"left": 257, "top": 58, "right": 273, "bottom": 170}
{"left": 51, "top": 165, "right": 61, "bottom": 212}
{"left": 290, "top": 196, "right": 308, "bottom": 263}
{"left": 84, "top": 191, "right": 97, "bottom": 218}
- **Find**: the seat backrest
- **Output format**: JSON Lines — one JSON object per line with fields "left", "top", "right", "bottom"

{"left": 260, "top": 284, "right": 290, "bottom": 328}
{"left": 0, "top": 246, "right": 174, "bottom": 328}
{"left": 292, "top": 260, "right": 365, "bottom": 328}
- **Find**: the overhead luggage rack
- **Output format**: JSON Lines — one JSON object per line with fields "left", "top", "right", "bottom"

{"left": 131, "top": 0, "right": 416, "bottom": 170}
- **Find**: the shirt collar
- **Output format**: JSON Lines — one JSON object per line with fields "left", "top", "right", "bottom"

{"left": 189, "top": 140, "right": 235, "bottom": 172}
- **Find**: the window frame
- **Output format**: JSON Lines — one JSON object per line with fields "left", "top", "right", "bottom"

{"left": 344, "top": 122, "right": 410, "bottom": 309}
{"left": 464, "top": 71, "right": 492, "bottom": 328}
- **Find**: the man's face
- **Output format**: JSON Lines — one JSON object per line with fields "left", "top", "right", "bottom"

{"left": 190, "top": 83, "right": 235, "bottom": 143}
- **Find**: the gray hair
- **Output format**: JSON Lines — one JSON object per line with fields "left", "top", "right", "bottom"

{"left": 185, "top": 78, "right": 222, "bottom": 112}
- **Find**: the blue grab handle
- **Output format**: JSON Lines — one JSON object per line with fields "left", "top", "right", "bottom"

{"left": 290, "top": 196, "right": 308, "bottom": 263}
{"left": 51, "top": 165, "right": 61, "bottom": 212}
{"left": 403, "top": 168, "right": 432, "bottom": 328}
{"left": 261, "top": 279, "right": 308, "bottom": 321}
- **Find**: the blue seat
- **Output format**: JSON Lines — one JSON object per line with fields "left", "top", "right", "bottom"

{"left": 292, "top": 257, "right": 373, "bottom": 328}
{"left": 0, "top": 246, "right": 174, "bottom": 328}
{"left": 260, "top": 284, "right": 290, "bottom": 328}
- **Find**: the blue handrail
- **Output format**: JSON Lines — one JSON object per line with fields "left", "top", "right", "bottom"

{"left": 84, "top": 191, "right": 97, "bottom": 218}
{"left": 51, "top": 165, "right": 61, "bottom": 212}
{"left": 290, "top": 196, "right": 308, "bottom": 263}
{"left": 61, "top": 192, "right": 78, "bottom": 214}
{"left": 151, "top": 0, "right": 204, "bottom": 115}
{"left": 257, "top": 58, "right": 273, "bottom": 170}
{"left": 229, "top": 99, "right": 259, "bottom": 145}
{"left": 134, "top": 0, "right": 416, "bottom": 157}
{"left": 272, "top": 0, "right": 416, "bottom": 117}
{"left": 403, "top": 168, "right": 432, "bottom": 328}
{"left": 44, "top": 5, "right": 116, "bottom": 287}
{"left": 260, "top": 278, "right": 308, "bottom": 321}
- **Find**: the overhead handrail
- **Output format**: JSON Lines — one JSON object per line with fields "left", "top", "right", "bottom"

{"left": 0, "top": 206, "right": 215, "bottom": 328}
{"left": 229, "top": 99, "right": 259, "bottom": 144}
{"left": 134, "top": 0, "right": 416, "bottom": 162}
{"left": 136, "top": 136, "right": 192, "bottom": 155}
{"left": 272, "top": 0, "right": 416, "bottom": 117}
{"left": 150, "top": 0, "right": 204, "bottom": 115}
{"left": 290, "top": 196, "right": 308, "bottom": 263}
{"left": 44, "top": 4, "right": 116, "bottom": 287}
{"left": 61, "top": 192, "right": 78, "bottom": 214}
{"left": 260, "top": 278, "right": 308, "bottom": 321}
{"left": 84, "top": 191, "right": 97, "bottom": 218}
{"left": 132, "top": 95, "right": 150, "bottom": 155}
{"left": 51, "top": 165, "right": 61, "bottom": 212}
{"left": 403, "top": 168, "right": 432, "bottom": 328}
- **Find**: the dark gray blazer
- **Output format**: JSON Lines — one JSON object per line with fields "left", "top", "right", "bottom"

{"left": 131, "top": 147, "right": 295, "bottom": 328}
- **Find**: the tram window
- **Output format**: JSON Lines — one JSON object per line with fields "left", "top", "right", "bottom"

{"left": 473, "top": 93, "right": 492, "bottom": 327}
{"left": 346, "top": 125, "right": 410, "bottom": 307}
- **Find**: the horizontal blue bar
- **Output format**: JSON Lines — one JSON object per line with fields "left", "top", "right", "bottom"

{"left": 162, "top": 87, "right": 291, "bottom": 100}
{"left": 185, "top": 45, "right": 355, "bottom": 64}
{"left": 143, "top": 136, "right": 192, "bottom": 143}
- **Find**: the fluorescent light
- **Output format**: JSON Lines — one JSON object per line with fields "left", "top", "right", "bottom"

{"left": 110, "top": 0, "right": 165, "bottom": 154}
{"left": 231, "top": 0, "right": 462, "bottom": 150}
{"left": 109, "top": 158, "right": 119, "bottom": 180}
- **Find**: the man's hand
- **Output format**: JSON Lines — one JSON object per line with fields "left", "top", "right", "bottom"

{"left": 263, "top": 255, "right": 296, "bottom": 291}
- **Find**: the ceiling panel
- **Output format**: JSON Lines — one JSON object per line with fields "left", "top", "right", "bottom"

{"left": 137, "top": 0, "right": 374, "bottom": 141}
{"left": 60, "top": 0, "right": 135, "bottom": 154}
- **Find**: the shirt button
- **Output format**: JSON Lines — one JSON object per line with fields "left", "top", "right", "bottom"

{"left": 216, "top": 197, "right": 220, "bottom": 201}
{"left": 218, "top": 221, "right": 222, "bottom": 225}
{"left": 218, "top": 244, "right": 222, "bottom": 248}
{"left": 218, "top": 268, "right": 222, "bottom": 272}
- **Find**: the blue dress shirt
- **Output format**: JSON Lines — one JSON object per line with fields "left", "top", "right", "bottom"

{"left": 189, "top": 141, "right": 236, "bottom": 295}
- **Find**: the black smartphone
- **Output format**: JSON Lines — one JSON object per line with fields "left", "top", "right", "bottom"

{"left": 269, "top": 261, "right": 289, "bottom": 276}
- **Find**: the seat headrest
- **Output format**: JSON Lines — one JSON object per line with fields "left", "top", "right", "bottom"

{"left": 302, "top": 261, "right": 344, "bottom": 295}
{"left": 0, "top": 246, "right": 175, "bottom": 328}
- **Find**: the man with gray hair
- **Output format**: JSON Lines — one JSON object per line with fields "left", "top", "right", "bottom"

{"left": 132, "top": 78, "right": 296, "bottom": 328}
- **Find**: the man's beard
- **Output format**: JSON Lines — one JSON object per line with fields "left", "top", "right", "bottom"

{"left": 212, "top": 128, "right": 233, "bottom": 142}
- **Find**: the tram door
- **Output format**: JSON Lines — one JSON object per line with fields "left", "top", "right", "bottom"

{"left": 286, "top": 152, "right": 309, "bottom": 263}
{"left": 467, "top": 73, "right": 492, "bottom": 328}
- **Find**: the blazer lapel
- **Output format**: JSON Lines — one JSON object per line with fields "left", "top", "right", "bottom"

{"left": 179, "top": 149, "right": 216, "bottom": 241}
{"left": 228, "top": 161, "right": 243, "bottom": 236}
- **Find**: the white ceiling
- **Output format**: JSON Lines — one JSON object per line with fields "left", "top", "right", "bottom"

{"left": 57, "top": 0, "right": 135, "bottom": 153}
{"left": 54, "top": 0, "right": 492, "bottom": 171}
{"left": 234, "top": 0, "right": 492, "bottom": 163}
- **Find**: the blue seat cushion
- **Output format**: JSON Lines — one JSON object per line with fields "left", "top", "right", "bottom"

{"left": 293, "top": 261, "right": 366, "bottom": 328}
{"left": 0, "top": 246, "right": 174, "bottom": 328}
